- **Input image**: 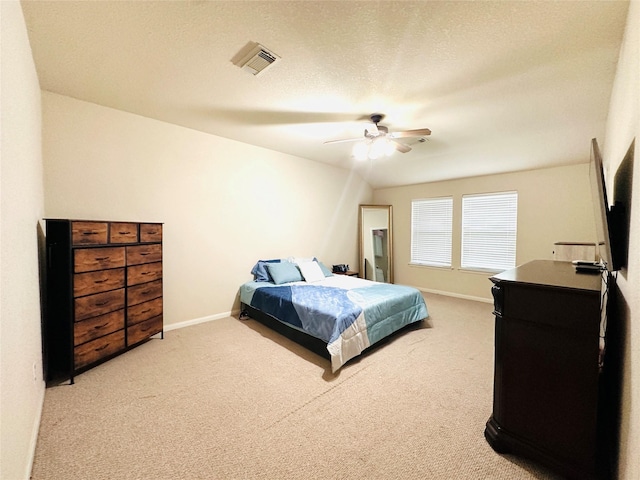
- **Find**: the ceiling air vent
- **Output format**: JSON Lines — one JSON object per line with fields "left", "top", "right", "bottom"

{"left": 239, "top": 44, "right": 279, "bottom": 76}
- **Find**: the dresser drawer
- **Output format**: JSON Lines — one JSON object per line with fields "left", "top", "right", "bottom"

{"left": 74, "top": 309, "right": 124, "bottom": 345}
{"left": 128, "top": 279, "right": 162, "bottom": 306}
{"left": 504, "top": 284, "right": 601, "bottom": 333}
{"left": 74, "top": 247, "right": 126, "bottom": 273}
{"left": 74, "top": 330, "right": 125, "bottom": 369}
{"left": 109, "top": 222, "right": 138, "bottom": 243}
{"left": 127, "top": 262, "right": 162, "bottom": 286}
{"left": 72, "top": 222, "right": 108, "bottom": 245}
{"left": 140, "top": 223, "right": 162, "bottom": 243}
{"left": 126, "top": 244, "right": 162, "bottom": 266}
{"left": 128, "top": 315, "right": 162, "bottom": 345}
{"left": 74, "top": 288, "right": 125, "bottom": 321}
{"left": 128, "top": 297, "right": 163, "bottom": 326}
{"left": 74, "top": 268, "right": 125, "bottom": 298}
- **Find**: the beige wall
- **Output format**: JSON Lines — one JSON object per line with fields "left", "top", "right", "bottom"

{"left": 0, "top": 1, "right": 46, "bottom": 479}
{"left": 374, "top": 164, "right": 596, "bottom": 301}
{"left": 603, "top": 0, "right": 639, "bottom": 477}
{"left": 42, "top": 92, "right": 372, "bottom": 328}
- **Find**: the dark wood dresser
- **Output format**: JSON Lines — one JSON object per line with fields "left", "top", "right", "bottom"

{"left": 485, "top": 260, "right": 609, "bottom": 479}
{"left": 44, "top": 219, "right": 163, "bottom": 385}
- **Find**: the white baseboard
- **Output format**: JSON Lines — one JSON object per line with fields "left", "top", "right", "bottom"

{"left": 27, "top": 381, "right": 46, "bottom": 480}
{"left": 163, "top": 309, "right": 241, "bottom": 332}
{"left": 414, "top": 286, "right": 493, "bottom": 304}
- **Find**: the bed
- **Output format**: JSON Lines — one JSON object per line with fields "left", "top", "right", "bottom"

{"left": 240, "top": 258, "right": 428, "bottom": 372}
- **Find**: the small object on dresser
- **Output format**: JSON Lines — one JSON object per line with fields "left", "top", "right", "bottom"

{"left": 571, "top": 260, "right": 604, "bottom": 273}
{"left": 332, "top": 264, "right": 349, "bottom": 273}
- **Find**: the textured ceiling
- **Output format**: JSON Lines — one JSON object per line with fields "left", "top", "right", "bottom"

{"left": 21, "top": 0, "right": 629, "bottom": 188}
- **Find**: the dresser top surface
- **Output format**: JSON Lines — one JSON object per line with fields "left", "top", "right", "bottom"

{"left": 45, "top": 218, "right": 163, "bottom": 224}
{"left": 491, "top": 260, "right": 602, "bottom": 292}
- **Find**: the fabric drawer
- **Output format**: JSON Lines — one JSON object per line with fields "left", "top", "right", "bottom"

{"left": 74, "top": 329, "right": 125, "bottom": 369}
{"left": 74, "top": 288, "right": 125, "bottom": 321}
{"left": 74, "top": 309, "right": 124, "bottom": 345}
{"left": 140, "top": 223, "right": 162, "bottom": 243}
{"left": 74, "top": 247, "right": 125, "bottom": 273}
{"left": 72, "top": 222, "right": 108, "bottom": 245}
{"left": 128, "top": 315, "right": 163, "bottom": 345}
{"left": 109, "top": 222, "right": 138, "bottom": 243}
{"left": 128, "top": 279, "right": 162, "bottom": 306}
{"left": 126, "top": 244, "right": 162, "bottom": 266}
{"left": 127, "top": 262, "right": 162, "bottom": 286}
{"left": 74, "top": 268, "right": 125, "bottom": 298}
{"left": 127, "top": 297, "right": 163, "bottom": 326}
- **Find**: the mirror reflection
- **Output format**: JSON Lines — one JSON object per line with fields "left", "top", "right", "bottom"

{"left": 359, "top": 205, "right": 393, "bottom": 283}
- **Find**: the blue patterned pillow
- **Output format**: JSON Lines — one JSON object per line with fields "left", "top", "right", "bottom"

{"left": 251, "top": 259, "right": 281, "bottom": 282}
{"left": 266, "top": 262, "right": 303, "bottom": 285}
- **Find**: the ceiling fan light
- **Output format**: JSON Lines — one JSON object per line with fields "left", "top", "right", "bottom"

{"left": 369, "top": 137, "right": 388, "bottom": 159}
{"left": 352, "top": 142, "right": 369, "bottom": 161}
{"left": 384, "top": 139, "right": 396, "bottom": 156}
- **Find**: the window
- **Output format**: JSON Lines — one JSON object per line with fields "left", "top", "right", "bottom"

{"left": 461, "top": 191, "right": 518, "bottom": 271}
{"left": 411, "top": 197, "right": 453, "bottom": 267}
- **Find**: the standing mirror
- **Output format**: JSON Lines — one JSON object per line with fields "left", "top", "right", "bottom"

{"left": 359, "top": 205, "right": 393, "bottom": 283}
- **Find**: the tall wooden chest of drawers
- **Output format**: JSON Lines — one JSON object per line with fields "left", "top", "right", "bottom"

{"left": 44, "top": 219, "right": 163, "bottom": 385}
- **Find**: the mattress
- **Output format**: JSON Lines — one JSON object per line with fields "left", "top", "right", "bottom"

{"left": 240, "top": 275, "right": 428, "bottom": 371}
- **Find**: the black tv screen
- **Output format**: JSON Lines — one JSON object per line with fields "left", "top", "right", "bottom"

{"left": 589, "top": 138, "right": 620, "bottom": 272}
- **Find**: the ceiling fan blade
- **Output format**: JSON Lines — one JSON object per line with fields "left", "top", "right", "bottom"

{"left": 204, "top": 109, "right": 362, "bottom": 126}
{"left": 389, "top": 128, "right": 432, "bottom": 139}
{"left": 323, "top": 137, "right": 362, "bottom": 145}
{"left": 392, "top": 140, "right": 412, "bottom": 153}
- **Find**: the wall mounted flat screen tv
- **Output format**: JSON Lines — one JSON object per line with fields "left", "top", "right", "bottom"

{"left": 589, "top": 138, "right": 623, "bottom": 272}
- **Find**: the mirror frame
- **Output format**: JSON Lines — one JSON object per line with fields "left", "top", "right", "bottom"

{"left": 359, "top": 204, "right": 393, "bottom": 283}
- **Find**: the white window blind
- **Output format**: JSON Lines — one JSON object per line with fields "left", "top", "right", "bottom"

{"left": 461, "top": 191, "right": 518, "bottom": 271}
{"left": 411, "top": 197, "right": 453, "bottom": 267}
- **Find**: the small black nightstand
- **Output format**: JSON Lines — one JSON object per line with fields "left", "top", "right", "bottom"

{"left": 334, "top": 270, "right": 358, "bottom": 277}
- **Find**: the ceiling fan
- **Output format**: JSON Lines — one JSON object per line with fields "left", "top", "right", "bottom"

{"left": 324, "top": 113, "right": 431, "bottom": 159}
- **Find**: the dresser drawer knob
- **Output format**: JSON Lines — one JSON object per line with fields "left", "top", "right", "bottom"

{"left": 82, "top": 231, "right": 98, "bottom": 236}
{"left": 95, "top": 256, "right": 110, "bottom": 261}
{"left": 140, "top": 309, "right": 151, "bottom": 314}
{"left": 119, "top": 231, "right": 131, "bottom": 235}
{"left": 94, "top": 323, "right": 108, "bottom": 330}
{"left": 94, "top": 344, "right": 109, "bottom": 352}
{"left": 94, "top": 279, "right": 108, "bottom": 284}
{"left": 95, "top": 301, "right": 110, "bottom": 307}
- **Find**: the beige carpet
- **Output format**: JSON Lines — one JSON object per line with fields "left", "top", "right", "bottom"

{"left": 31, "top": 293, "right": 563, "bottom": 480}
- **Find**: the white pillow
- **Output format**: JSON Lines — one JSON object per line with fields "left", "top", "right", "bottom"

{"left": 288, "top": 256, "right": 314, "bottom": 265}
{"left": 298, "top": 261, "right": 325, "bottom": 283}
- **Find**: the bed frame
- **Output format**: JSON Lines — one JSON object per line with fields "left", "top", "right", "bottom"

{"left": 240, "top": 302, "right": 423, "bottom": 364}
{"left": 241, "top": 303, "right": 330, "bottom": 359}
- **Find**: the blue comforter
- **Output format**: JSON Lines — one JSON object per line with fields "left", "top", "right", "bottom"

{"left": 240, "top": 276, "right": 428, "bottom": 371}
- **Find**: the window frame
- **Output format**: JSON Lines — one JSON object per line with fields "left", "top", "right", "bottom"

{"left": 460, "top": 191, "right": 518, "bottom": 272}
{"left": 410, "top": 196, "right": 454, "bottom": 268}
